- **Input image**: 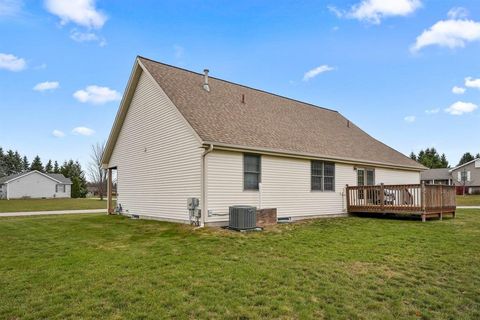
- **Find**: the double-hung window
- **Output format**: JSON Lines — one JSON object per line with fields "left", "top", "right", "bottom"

{"left": 56, "top": 184, "right": 66, "bottom": 193}
{"left": 244, "top": 154, "right": 261, "bottom": 190}
{"left": 311, "top": 161, "right": 335, "bottom": 191}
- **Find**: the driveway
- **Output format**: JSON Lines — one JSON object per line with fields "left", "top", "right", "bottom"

{"left": 0, "top": 209, "right": 106, "bottom": 217}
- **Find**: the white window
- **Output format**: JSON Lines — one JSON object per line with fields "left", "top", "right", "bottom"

{"left": 244, "top": 154, "right": 261, "bottom": 190}
{"left": 311, "top": 161, "right": 335, "bottom": 191}
{"left": 56, "top": 184, "right": 66, "bottom": 193}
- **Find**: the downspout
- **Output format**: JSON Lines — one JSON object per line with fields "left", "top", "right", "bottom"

{"left": 200, "top": 144, "right": 214, "bottom": 227}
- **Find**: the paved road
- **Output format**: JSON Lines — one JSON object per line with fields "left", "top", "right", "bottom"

{"left": 0, "top": 209, "right": 106, "bottom": 217}
{"left": 457, "top": 206, "right": 480, "bottom": 209}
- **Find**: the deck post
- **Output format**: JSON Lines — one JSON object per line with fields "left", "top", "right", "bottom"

{"left": 421, "top": 181, "right": 426, "bottom": 222}
{"left": 345, "top": 184, "right": 350, "bottom": 213}
{"left": 380, "top": 183, "right": 385, "bottom": 213}
{"left": 107, "top": 168, "right": 113, "bottom": 215}
{"left": 439, "top": 184, "right": 443, "bottom": 221}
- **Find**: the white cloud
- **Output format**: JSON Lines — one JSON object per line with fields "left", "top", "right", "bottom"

{"left": 411, "top": 18, "right": 480, "bottom": 52}
{"left": 330, "top": 0, "right": 421, "bottom": 24}
{"left": 447, "top": 7, "right": 468, "bottom": 20}
{"left": 452, "top": 86, "right": 466, "bottom": 94}
{"left": 465, "top": 77, "right": 480, "bottom": 89}
{"left": 69, "top": 29, "right": 106, "bottom": 46}
{"left": 0, "top": 0, "right": 22, "bottom": 16}
{"left": 303, "top": 65, "right": 335, "bottom": 81}
{"left": 73, "top": 85, "right": 121, "bottom": 104}
{"left": 425, "top": 108, "right": 439, "bottom": 114}
{"left": 44, "top": 0, "right": 107, "bottom": 29}
{"left": 0, "top": 53, "right": 26, "bottom": 71}
{"left": 72, "top": 126, "right": 95, "bottom": 136}
{"left": 70, "top": 30, "right": 97, "bottom": 41}
{"left": 52, "top": 129, "right": 65, "bottom": 138}
{"left": 33, "top": 81, "right": 59, "bottom": 92}
{"left": 445, "top": 101, "right": 478, "bottom": 115}
{"left": 404, "top": 115, "right": 416, "bottom": 123}
{"left": 327, "top": 5, "right": 344, "bottom": 18}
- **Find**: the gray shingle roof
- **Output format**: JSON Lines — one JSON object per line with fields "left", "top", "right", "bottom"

{"left": 0, "top": 171, "right": 72, "bottom": 184}
{"left": 138, "top": 57, "right": 424, "bottom": 170}
{"left": 420, "top": 168, "right": 451, "bottom": 180}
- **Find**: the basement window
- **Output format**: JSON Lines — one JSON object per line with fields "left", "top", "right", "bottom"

{"left": 244, "top": 154, "right": 261, "bottom": 190}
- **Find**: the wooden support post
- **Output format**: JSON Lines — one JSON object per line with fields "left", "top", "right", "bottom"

{"left": 380, "top": 183, "right": 385, "bottom": 213}
{"left": 107, "top": 168, "right": 113, "bottom": 215}
{"left": 421, "top": 181, "right": 426, "bottom": 222}
{"left": 345, "top": 184, "right": 350, "bottom": 213}
{"left": 439, "top": 184, "right": 443, "bottom": 221}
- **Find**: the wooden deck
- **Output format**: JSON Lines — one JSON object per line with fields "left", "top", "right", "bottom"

{"left": 346, "top": 183, "right": 456, "bottom": 222}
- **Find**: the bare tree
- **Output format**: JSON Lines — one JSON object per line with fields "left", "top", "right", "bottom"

{"left": 88, "top": 142, "right": 107, "bottom": 200}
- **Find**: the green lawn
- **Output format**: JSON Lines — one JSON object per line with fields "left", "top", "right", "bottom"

{"left": 456, "top": 195, "right": 480, "bottom": 206}
{"left": 1, "top": 211, "right": 479, "bottom": 319}
{"left": 0, "top": 198, "right": 107, "bottom": 213}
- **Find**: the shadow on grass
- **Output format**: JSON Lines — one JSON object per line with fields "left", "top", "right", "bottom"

{"left": 350, "top": 212, "right": 454, "bottom": 222}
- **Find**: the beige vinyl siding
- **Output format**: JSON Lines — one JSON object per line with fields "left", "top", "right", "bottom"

{"left": 6, "top": 172, "right": 70, "bottom": 199}
{"left": 109, "top": 70, "right": 202, "bottom": 222}
{"left": 206, "top": 150, "right": 421, "bottom": 223}
{"left": 375, "top": 168, "right": 420, "bottom": 185}
{"left": 205, "top": 150, "right": 356, "bottom": 223}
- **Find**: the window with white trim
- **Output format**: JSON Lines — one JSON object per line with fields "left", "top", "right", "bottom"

{"left": 56, "top": 184, "right": 66, "bottom": 193}
{"left": 311, "top": 161, "right": 335, "bottom": 191}
{"left": 244, "top": 154, "right": 261, "bottom": 190}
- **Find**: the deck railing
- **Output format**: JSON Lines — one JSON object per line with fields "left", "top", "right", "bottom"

{"left": 346, "top": 183, "right": 456, "bottom": 221}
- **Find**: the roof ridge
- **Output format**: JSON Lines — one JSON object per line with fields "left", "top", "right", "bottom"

{"left": 137, "top": 55, "right": 339, "bottom": 114}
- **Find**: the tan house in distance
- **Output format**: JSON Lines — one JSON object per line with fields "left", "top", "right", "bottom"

{"left": 102, "top": 56, "right": 425, "bottom": 226}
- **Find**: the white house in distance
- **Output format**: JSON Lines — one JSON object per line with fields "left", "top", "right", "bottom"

{"left": 0, "top": 171, "right": 72, "bottom": 200}
{"left": 102, "top": 56, "right": 425, "bottom": 226}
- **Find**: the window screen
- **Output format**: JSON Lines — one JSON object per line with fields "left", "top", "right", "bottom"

{"left": 244, "top": 154, "right": 261, "bottom": 190}
{"left": 311, "top": 161, "right": 335, "bottom": 191}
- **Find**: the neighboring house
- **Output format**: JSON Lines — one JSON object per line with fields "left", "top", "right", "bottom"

{"left": 101, "top": 56, "right": 425, "bottom": 225}
{"left": 0, "top": 171, "right": 72, "bottom": 200}
{"left": 86, "top": 182, "right": 115, "bottom": 197}
{"left": 420, "top": 168, "right": 453, "bottom": 185}
{"left": 450, "top": 159, "right": 480, "bottom": 194}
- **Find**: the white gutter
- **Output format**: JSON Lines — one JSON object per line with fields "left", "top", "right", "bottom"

{"left": 200, "top": 144, "right": 214, "bottom": 227}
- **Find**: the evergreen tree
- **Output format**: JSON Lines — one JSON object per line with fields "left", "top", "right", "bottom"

{"left": 22, "top": 156, "right": 30, "bottom": 172}
{"left": 45, "top": 160, "right": 53, "bottom": 173}
{"left": 440, "top": 153, "right": 449, "bottom": 168}
{"left": 61, "top": 160, "right": 88, "bottom": 198}
{"left": 413, "top": 147, "right": 446, "bottom": 169}
{"left": 4, "top": 150, "right": 23, "bottom": 175}
{"left": 458, "top": 152, "right": 475, "bottom": 166}
{"left": 0, "top": 148, "right": 5, "bottom": 177}
{"left": 30, "top": 155, "right": 44, "bottom": 172}
{"left": 476, "top": 153, "right": 480, "bottom": 159}
{"left": 13, "top": 151, "right": 23, "bottom": 173}
{"left": 53, "top": 161, "right": 60, "bottom": 173}
{"left": 409, "top": 152, "right": 417, "bottom": 161}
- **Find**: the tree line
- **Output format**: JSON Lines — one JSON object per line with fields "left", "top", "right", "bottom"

{"left": 0, "top": 147, "right": 88, "bottom": 198}
{"left": 410, "top": 148, "right": 480, "bottom": 169}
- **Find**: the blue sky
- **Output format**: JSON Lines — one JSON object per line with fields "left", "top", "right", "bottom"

{"left": 1, "top": 0, "right": 479, "bottom": 171}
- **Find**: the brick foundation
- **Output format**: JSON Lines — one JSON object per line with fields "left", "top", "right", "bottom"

{"left": 256, "top": 208, "right": 277, "bottom": 227}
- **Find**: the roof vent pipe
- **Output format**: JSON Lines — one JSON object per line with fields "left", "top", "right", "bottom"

{"left": 203, "top": 69, "right": 210, "bottom": 92}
